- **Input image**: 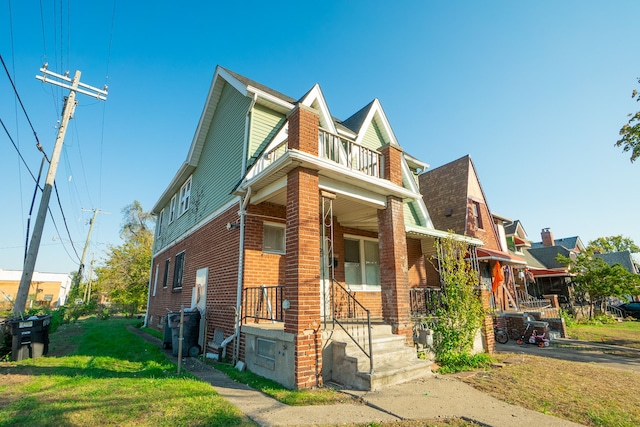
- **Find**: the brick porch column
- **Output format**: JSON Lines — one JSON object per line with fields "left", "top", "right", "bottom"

{"left": 479, "top": 287, "right": 495, "bottom": 354}
{"left": 378, "top": 144, "right": 411, "bottom": 339}
{"left": 284, "top": 105, "right": 322, "bottom": 389}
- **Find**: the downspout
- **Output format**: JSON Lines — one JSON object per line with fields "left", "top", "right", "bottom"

{"left": 143, "top": 239, "right": 157, "bottom": 328}
{"left": 233, "top": 94, "right": 257, "bottom": 365}
{"left": 233, "top": 186, "right": 251, "bottom": 365}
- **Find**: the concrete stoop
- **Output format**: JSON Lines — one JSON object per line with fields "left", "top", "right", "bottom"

{"left": 327, "top": 326, "right": 432, "bottom": 391}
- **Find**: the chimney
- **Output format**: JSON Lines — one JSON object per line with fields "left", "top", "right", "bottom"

{"left": 541, "top": 228, "right": 554, "bottom": 247}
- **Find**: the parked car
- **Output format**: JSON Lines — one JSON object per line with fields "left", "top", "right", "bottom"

{"left": 616, "top": 301, "right": 640, "bottom": 318}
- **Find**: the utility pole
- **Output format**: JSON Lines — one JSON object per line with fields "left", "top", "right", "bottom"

{"left": 83, "top": 253, "right": 96, "bottom": 303}
{"left": 75, "top": 208, "right": 110, "bottom": 299}
{"left": 12, "top": 65, "right": 107, "bottom": 317}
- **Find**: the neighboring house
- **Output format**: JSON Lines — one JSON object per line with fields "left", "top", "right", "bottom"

{"left": 145, "top": 66, "right": 483, "bottom": 391}
{"left": 0, "top": 269, "right": 72, "bottom": 311}
{"left": 523, "top": 228, "right": 584, "bottom": 299}
{"left": 418, "top": 155, "right": 526, "bottom": 312}
{"left": 594, "top": 250, "right": 639, "bottom": 274}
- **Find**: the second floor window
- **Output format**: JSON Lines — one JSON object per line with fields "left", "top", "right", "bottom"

{"left": 169, "top": 196, "right": 177, "bottom": 223}
{"left": 157, "top": 209, "right": 165, "bottom": 237}
{"left": 471, "top": 201, "right": 483, "bottom": 230}
{"left": 179, "top": 177, "right": 192, "bottom": 216}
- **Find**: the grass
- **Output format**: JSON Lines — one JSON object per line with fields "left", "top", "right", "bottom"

{"left": 3, "top": 317, "right": 639, "bottom": 427}
{"left": 210, "top": 361, "right": 353, "bottom": 406}
{"left": 459, "top": 352, "right": 640, "bottom": 427}
{"left": 567, "top": 319, "right": 640, "bottom": 349}
{"left": 0, "top": 317, "right": 254, "bottom": 427}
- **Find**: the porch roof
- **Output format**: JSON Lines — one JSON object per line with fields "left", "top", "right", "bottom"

{"left": 405, "top": 225, "right": 483, "bottom": 246}
{"left": 476, "top": 247, "right": 527, "bottom": 265}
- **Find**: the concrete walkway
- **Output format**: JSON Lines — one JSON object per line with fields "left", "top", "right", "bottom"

{"left": 130, "top": 327, "right": 583, "bottom": 426}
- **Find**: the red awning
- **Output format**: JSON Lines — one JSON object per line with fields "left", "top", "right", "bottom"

{"left": 476, "top": 248, "right": 527, "bottom": 265}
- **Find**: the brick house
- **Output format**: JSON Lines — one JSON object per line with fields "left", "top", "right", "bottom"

{"left": 418, "top": 156, "right": 528, "bottom": 313}
{"left": 145, "top": 67, "right": 483, "bottom": 390}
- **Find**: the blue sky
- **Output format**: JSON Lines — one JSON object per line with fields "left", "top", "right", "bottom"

{"left": 2, "top": 1, "right": 639, "bottom": 275}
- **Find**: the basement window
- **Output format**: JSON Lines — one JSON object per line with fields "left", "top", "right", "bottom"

{"left": 256, "top": 338, "right": 276, "bottom": 360}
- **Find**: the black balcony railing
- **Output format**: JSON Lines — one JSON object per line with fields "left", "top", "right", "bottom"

{"left": 242, "top": 285, "right": 284, "bottom": 323}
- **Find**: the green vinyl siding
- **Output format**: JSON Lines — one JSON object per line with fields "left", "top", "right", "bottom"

{"left": 247, "top": 103, "right": 286, "bottom": 168}
{"left": 360, "top": 119, "right": 386, "bottom": 151}
{"left": 154, "top": 82, "right": 251, "bottom": 249}
{"left": 404, "top": 200, "right": 423, "bottom": 227}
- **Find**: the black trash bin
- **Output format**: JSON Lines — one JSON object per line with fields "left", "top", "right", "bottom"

{"left": 168, "top": 310, "right": 201, "bottom": 357}
{"left": 10, "top": 315, "right": 51, "bottom": 361}
{"left": 162, "top": 313, "right": 174, "bottom": 350}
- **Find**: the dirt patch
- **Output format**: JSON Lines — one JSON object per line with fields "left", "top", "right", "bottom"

{"left": 47, "top": 322, "right": 84, "bottom": 357}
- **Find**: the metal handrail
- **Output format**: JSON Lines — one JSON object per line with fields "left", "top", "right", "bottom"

{"left": 605, "top": 303, "right": 625, "bottom": 319}
{"left": 410, "top": 287, "right": 446, "bottom": 318}
{"left": 242, "top": 285, "right": 284, "bottom": 323}
{"left": 331, "top": 279, "right": 373, "bottom": 374}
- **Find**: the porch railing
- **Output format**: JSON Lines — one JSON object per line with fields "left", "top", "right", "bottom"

{"left": 410, "top": 288, "right": 446, "bottom": 318}
{"left": 319, "top": 129, "right": 381, "bottom": 178}
{"left": 605, "top": 303, "right": 625, "bottom": 319}
{"left": 242, "top": 285, "right": 284, "bottom": 323}
{"left": 516, "top": 290, "right": 551, "bottom": 310}
{"left": 249, "top": 141, "right": 288, "bottom": 178}
{"left": 331, "top": 279, "right": 373, "bottom": 374}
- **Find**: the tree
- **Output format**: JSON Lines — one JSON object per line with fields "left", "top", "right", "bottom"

{"left": 94, "top": 201, "right": 153, "bottom": 316}
{"left": 615, "top": 77, "right": 640, "bottom": 162}
{"left": 430, "top": 234, "right": 485, "bottom": 361}
{"left": 558, "top": 252, "right": 640, "bottom": 318}
{"left": 587, "top": 235, "right": 640, "bottom": 254}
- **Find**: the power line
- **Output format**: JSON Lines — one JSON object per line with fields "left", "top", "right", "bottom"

{"left": 0, "top": 54, "right": 49, "bottom": 161}
{"left": 0, "top": 117, "right": 41, "bottom": 185}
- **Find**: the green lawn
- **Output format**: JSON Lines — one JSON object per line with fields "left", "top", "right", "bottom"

{"left": 567, "top": 319, "right": 640, "bottom": 349}
{"left": 0, "top": 318, "right": 254, "bottom": 427}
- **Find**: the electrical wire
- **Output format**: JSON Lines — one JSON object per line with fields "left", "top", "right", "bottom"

{"left": 0, "top": 117, "right": 41, "bottom": 185}
{"left": 0, "top": 54, "right": 49, "bottom": 161}
{"left": 53, "top": 181, "right": 81, "bottom": 261}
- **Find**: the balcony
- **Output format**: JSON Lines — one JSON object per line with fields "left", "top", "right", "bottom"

{"left": 249, "top": 129, "right": 382, "bottom": 179}
{"left": 318, "top": 129, "right": 381, "bottom": 178}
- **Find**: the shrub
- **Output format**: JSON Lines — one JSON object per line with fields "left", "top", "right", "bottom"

{"left": 436, "top": 352, "right": 493, "bottom": 374}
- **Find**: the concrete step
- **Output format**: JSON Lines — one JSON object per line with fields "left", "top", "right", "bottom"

{"left": 327, "top": 325, "right": 432, "bottom": 391}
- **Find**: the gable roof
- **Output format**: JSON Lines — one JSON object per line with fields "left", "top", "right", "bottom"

{"left": 525, "top": 246, "right": 573, "bottom": 270}
{"left": 530, "top": 236, "right": 584, "bottom": 252}
{"left": 594, "top": 251, "right": 639, "bottom": 274}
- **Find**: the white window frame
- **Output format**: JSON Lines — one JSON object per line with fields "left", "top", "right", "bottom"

{"left": 157, "top": 209, "right": 165, "bottom": 237}
{"left": 343, "top": 234, "right": 380, "bottom": 291}
{"left": 152, "top": 264, "right": 159, "bottom": 297}
{"left": 169, "top": 196, "right": 177, "bottom": 224}
{"left": 178, "top": 176, "right": 192, "bottom": 217}
{"left": 262, "top": 222, "right": 286, "bottom": 254}
{"left": 173, "top": 251, "right": 186, "bottom": 290}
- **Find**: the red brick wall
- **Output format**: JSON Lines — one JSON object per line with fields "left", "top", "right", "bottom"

{"left": 479, "top": 288, "right": 495, "bottom": 354}
{"left": 466, "top": 201, "right": 501, "bottom": 251}
{"left": 148, "top": 205, "right": 241, "bottom": 354}
{"left": 243, "top": 202, "right": 287, "bottom": 288}
{"left": 288, "top": 105, "right": 318, "bottom": 155}
{"left": 377, "top": 196, "right": 411, "bottom": 339}
{"left": 407, "top": 238, "right": 427, "bottom": 287}
{"left": 380, "top": 144, "right": 403, "bottom": 186}
{"left": 285, "top": 166, "right": 322, "bottom": 389}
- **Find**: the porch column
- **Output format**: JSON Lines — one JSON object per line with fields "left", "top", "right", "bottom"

{"left": 378, "top": 144, "right": 411, "bottom": 338}
{"left": 284, "top": 104, "right": 322, "bottom": 389}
